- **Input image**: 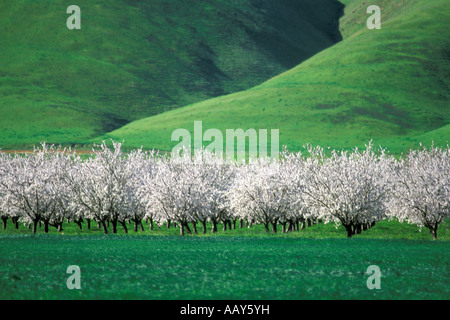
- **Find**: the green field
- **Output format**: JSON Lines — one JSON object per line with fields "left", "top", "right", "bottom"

{"left": 0, "top": 235, "right": 448, "bottom": 300}
{"left": 0, "top": 220, "right": 449, "bottom": 299}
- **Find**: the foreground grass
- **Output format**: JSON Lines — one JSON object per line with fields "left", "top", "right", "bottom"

{"left": 0, "top": 235, "right": 448, "bottom": 300}
{"left": 0, "top": 220, "right": 448, "bottom": 299}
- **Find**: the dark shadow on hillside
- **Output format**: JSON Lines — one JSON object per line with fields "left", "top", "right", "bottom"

{"left": 92, "top": 0, "right": 347, "bottom": 134}
{"left": 247, "top": 0, "right": 345, "bottom": 69}
{"left": 98, "top": 113, "right": 130, "bottom": 134}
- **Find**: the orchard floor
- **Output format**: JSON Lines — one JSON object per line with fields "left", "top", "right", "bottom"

{"left": 0, "top": 220, "right": 449, "bottom": 300}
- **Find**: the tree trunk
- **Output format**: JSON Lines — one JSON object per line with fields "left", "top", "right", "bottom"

{"left": 1, "top": 217, "right": 7, "bottom": 230}
{"left": 101, "top": 220, "right": 108, "bottom": 234}
{"left": 201, "top": 219, "right": 207, "bottom": 234}
{"left": 344, "top": 224, "right": 353, "bottom": 238}
{"left": 301, "top": 221, "right": 306, "bottom": 230}
{"left": 264, "top": 223, "right": 270, "bottom": 233}
{"left": 184, "top": 222, "right": 192, "bottom": 235}
{"left": 32, "top": 220, "right": 38, "bottom": 234}
{"left": 239, "top": 219, "right": 244, "bottom": 229}
{"left": 287, "top": 220, "right": 294, "bottom": 232}
{"left": 281, "top": 222, "right": 287, "bottom": 233}
{"left": 271, "top": 221, "right": 278, "bottom": 234}
{"left": 140, "top": 221, "right": 145, "bottom": 231}
{"left": 87, "top": 219, "right": 91, "bottom": 230}
{"left": 232, "top": 219, "right": 237, "bottom": 229}
{"left": 211, "top": 220, "right": 218, "bottom": 233}
{"left": 180, "top": 224, "right": 185, "bottom": 236}
{"left": 167, "top": 220, "right": 171, "bottom": 229}
{"left": 111, "top": 220, "right": 118, "bottom": 234}
{"left": 57, "top": 223, "right": 63, "bottom": 232}
{"left": 134, "top": 220, "right": 138, "bottom": 232}
{"left": 44, "top": 220, "right": 49, "bottom": 233}
{"left": 429, "top": 225, "right": 438, "bottom": 240}
{"left": 149, "top": 218, "right": 154, "bottom": 230}
{"left": 120, "top": 221, "right": 128, "bottom": 234}
{"left": 192, "top": 221, "right": 198, "bottom": 234}
{"left": 223, "top": 220, "right": 227, "bottom": 231}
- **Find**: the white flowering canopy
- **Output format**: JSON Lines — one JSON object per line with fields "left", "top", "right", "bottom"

{"left": 388, "top": 145, "right": 450, "bottom": 239}
{"left": 0, "top": 140, "right": 447, "bottom": 239}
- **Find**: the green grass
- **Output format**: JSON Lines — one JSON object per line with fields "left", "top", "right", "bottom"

{"left": 0, "top": 0, "right": 344, "bottom": 149}
{"left": 0, "top": 234, "right": 448, "bottom": 299}
{"left": 101, "top": 0, "right": 450, "bottom": 155}
{"left": 1, "top": 219, "right": 449, "bottom": 241}
{"left": 1, "top": 220, "right": 448, "bottom": 300}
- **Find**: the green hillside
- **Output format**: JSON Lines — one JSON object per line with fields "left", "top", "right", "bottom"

{"left": 103, "top": 0, "right": 450, "bottom": 154}
{"left": 0, "top": 0, "right": 344, "bottom": 149}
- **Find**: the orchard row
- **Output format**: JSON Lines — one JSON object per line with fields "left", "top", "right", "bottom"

{"left": 0, "top": 141, "right": 448, "bottom": 239}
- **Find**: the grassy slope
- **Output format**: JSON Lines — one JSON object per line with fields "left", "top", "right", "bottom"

{"left": 103, "top": 0, "right": 450, "bottom": 154}
{"left": 0, "top": 0, "right": 344, "bottom": 149}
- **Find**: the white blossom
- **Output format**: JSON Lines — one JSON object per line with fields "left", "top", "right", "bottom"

{"left": 388, "top": 144, "right": 449, "bottom": 239}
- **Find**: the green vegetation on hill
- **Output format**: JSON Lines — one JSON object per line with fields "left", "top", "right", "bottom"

{"left": 0, "top": 0, "right": 344, "bottom": 149}
{"left": 103, "top": 0, "right": 449, "bottom": 154}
